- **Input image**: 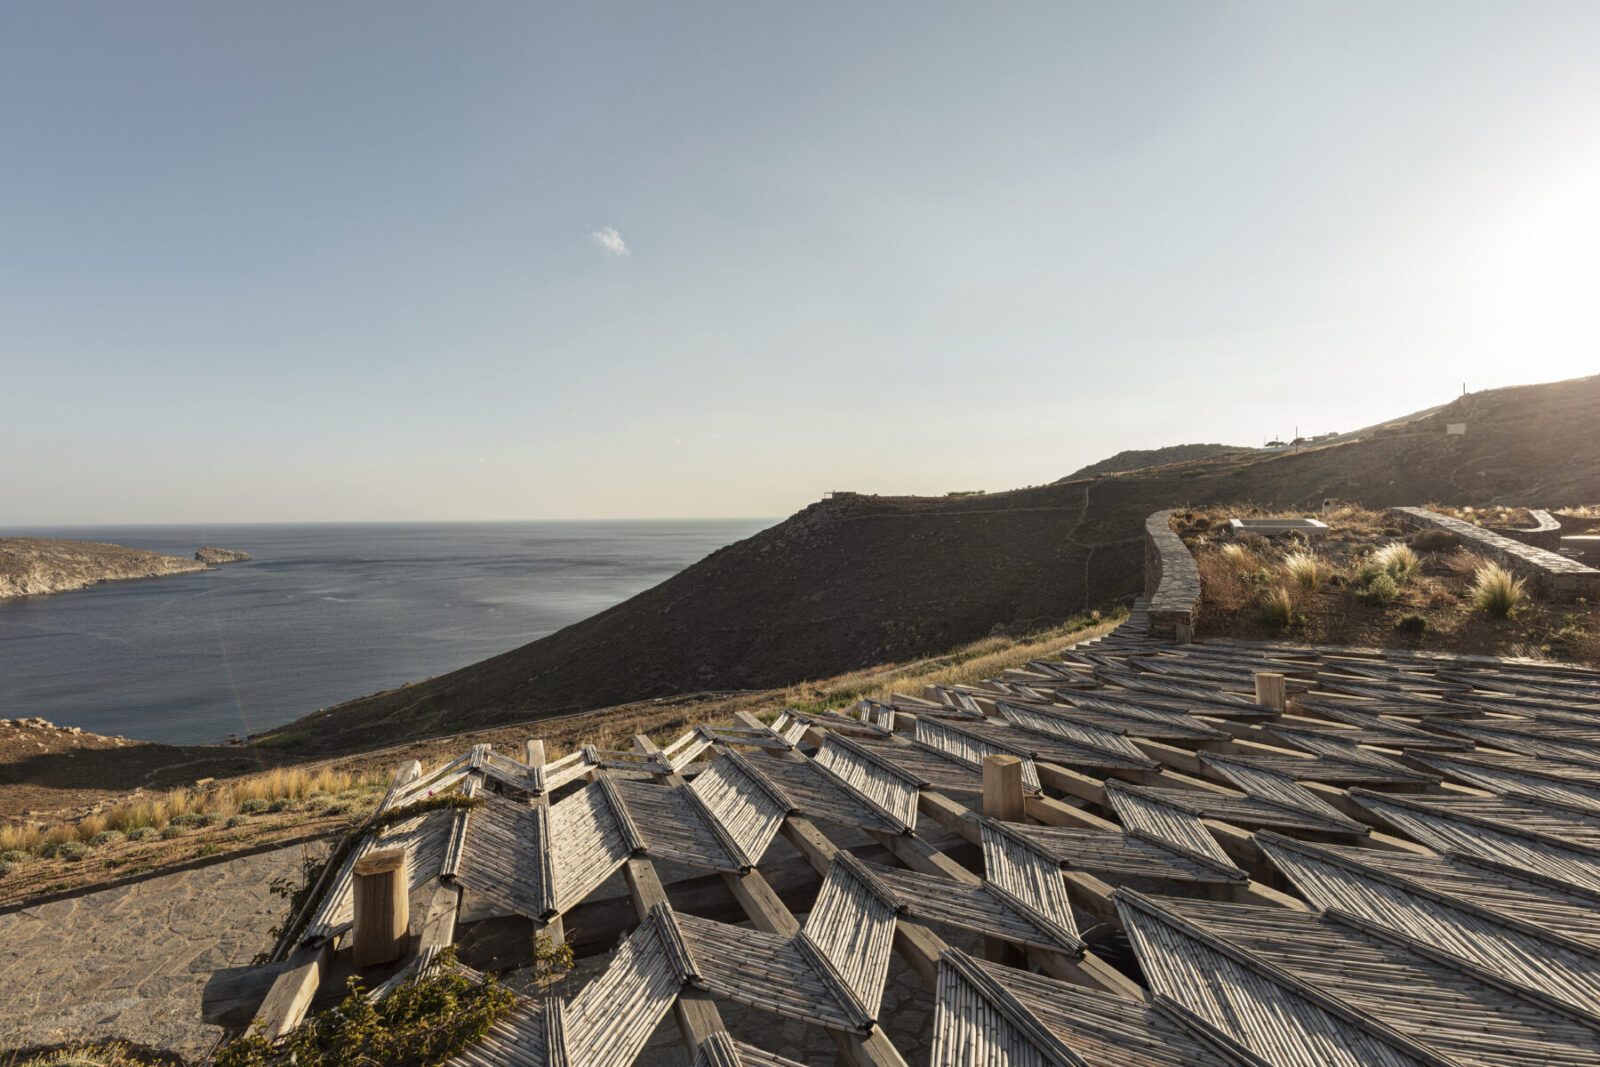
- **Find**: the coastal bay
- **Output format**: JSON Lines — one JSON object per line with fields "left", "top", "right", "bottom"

{"left": 0, "top": 520, "right": 768, "bottom": 745}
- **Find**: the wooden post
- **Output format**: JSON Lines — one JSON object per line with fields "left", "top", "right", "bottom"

{"left": 1254, "top": 672, "right": 1287, "bottom": 712}
{"left": 352, "top": 849, "right": 409, "bottom": 967}
{"left": 524, "top": 739, "right": 544, "bottom": 768}
{"left": 982, "top": 754, "right": 1025, "bottom": 822}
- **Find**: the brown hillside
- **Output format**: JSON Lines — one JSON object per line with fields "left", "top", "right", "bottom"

{"left": 283, "top": 374, "right": 1600, "bottom": 757}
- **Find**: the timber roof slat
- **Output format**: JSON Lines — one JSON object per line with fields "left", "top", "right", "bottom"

{"left": 914, "top": 715, "right": 1044, "bottom": 791}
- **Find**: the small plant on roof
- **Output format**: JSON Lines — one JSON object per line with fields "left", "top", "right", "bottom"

{"left": 215, "top": 948, "right": 514, "bottom": 1067}
{"left": 1470, "top": 562, "right": 1527, "bottom": 619}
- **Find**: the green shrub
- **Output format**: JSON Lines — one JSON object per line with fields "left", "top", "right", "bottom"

{"left": 213, "top": 948, "right": 514, "bottom": 1067}
{"left": 1394, "top": 614, "right": 1430, "bottom": 634}
{"left": 170, "top": 812, "right": 207, "bottom": 828}
{"left": 160, "top": 825, "right": 185, "bottom": 840}
{"left": 125, "top": 827, "right": 151, "bottom": 842}
{"left": 1470, "top": 562, "right": 1527, "bottom": 618}
{"left": 2, "top": 849, "right": 28, "bottom": 864}
{"left": 239, "top": 798, "right": 270, "bottom": 814}
{"left": 90, "top": 831, "right": 125, "bottom": 847}
{"left": 226, "top": 815, "right": 248, "bottom": 828}
{"left": 56, "top": 841, "right": 89, "bottom": 862}
{"left": 1359, "top": 573, "right": 1399, "bottom": 606}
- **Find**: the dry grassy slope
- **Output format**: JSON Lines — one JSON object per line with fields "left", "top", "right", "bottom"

{"left": 284, "top": 374, "right": 1600, "bottom": 756}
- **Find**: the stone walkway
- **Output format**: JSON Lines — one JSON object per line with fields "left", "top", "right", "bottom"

{"left": 0, "top": 845, "right": 315, "bottom": 1062}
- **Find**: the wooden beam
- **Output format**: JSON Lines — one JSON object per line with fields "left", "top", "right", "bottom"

{"left": 419, "top": 881, "right": 460, "bottom": 952}
{"left": 247, "top": 941, "right": 330, "bottom": 1040}
{"left": 525, "top": 738, "right": 565, "bottom": 950}
{"left": 623, "top": 855, "right": 727, "bottom": 1057}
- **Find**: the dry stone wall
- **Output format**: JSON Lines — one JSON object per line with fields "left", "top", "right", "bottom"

{"left": 1503, "top": 510, "right": 1563, "bottom": 551}
{"left": 1144, "top": 510, "right": 1200, "bottom": 642}
{"left": 1392, "top": 506, "right": 1600, "bottom": 601}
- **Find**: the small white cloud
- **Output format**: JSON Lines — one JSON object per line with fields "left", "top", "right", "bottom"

{"left": 591, "top": 227, "right": 629, "bottom": 257}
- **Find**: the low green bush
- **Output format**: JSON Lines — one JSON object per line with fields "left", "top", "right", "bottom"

{"left": 125, "top": 827, "right": 151, "bottom": 842}
{"left": 169, "top": 813, "right": 207, "bottom": 828}
{"left": 239, "top": 798, "right": 270, "bottom": 814}
{"left": 91, "top": 831, "right": 125, "bottom": 847}
{"left": 213, "top": 948, "right": 514, "bottom": 1067}
{"left": 1394, "top": 614, "right": 1429, "bottom": 634}
{"left": 1358, "top": 573, "right": 1399, "bottom": 606}
{"left": 225, "top": 815, "right": 248, "bottom": 828}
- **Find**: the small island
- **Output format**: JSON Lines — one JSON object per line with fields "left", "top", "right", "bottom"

{"left": 0, "top": 538, "right": 251, "bottom": 600}
{"left": 195, "top": 546, "right": 252, "bottom": 564}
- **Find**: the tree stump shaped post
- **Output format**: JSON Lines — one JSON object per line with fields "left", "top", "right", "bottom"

{"left": 1254, "top": 672, "right": 1288, "bottom": 712}
{"left": 352, "top": 848, "right": 409, "bottom": 968}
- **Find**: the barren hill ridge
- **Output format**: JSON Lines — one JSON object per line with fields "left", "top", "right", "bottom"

{"left": 284, "top": 373, "right": 1600, "bottom": 756}
{"left": 1058, "top": 442, "right": 1251, "bottom": 481}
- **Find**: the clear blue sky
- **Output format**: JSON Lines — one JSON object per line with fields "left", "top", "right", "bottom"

{"left": 5, "top": 2, "right": 1597, "bottom": 523}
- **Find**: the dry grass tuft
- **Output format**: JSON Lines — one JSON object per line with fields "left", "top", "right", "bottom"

{"left": 1281, "top": 551, "right": 1325, "bottom": 592}
{"left": 1371, "top": 542, "right": 1421, "bottom": 584}
{"left": 1259, "top": 586, "right": 1299, "bottom": 629}
{"left": 1470, "top": 562, "right": 1527, "bottom": 618}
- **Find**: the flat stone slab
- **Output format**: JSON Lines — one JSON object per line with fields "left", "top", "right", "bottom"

{"left": 1228, "top": 518, "right": 1330, "bottom": 537}
{"left": 0, "top": 845, "right": 316, "bottom": 1062}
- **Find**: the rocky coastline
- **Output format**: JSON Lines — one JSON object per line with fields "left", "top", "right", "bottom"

{"left": 195, "top": 546, "right": 251, "bottom": 564}
{"left": 0, "top": 538, "right": 249, "bottom": 600}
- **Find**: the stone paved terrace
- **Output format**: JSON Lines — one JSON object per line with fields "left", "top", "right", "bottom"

{"left": 1393, "top": 505, "right": 1600, "bottom": 600}
{"left": 0, "top": 844, "right": 314, "bottom": 1062}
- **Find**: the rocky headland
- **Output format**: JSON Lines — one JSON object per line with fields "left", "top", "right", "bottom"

{"left": 195, "top": 546, "right": 251, "bottom": 564}
{"left": 0, "top": 538, "right": 248, "bottom": 600}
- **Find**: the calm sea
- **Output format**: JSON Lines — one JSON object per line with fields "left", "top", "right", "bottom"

{"left": 0, "top": 520, "right": 770, "bottom": 745}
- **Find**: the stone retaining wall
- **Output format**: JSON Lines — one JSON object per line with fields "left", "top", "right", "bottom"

{"left": 1503, "top": 510, "right": 1563, "bottom": 551}
{"left": 1392, "top": 506, "right": 1600, "bottom": 601}
{"left": 1144, "top": 510, "right": 1200, "bottom": 642}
